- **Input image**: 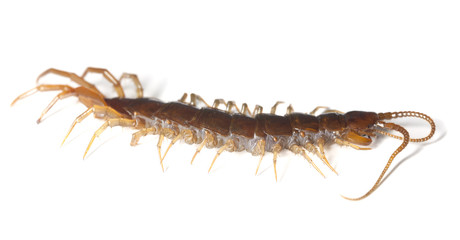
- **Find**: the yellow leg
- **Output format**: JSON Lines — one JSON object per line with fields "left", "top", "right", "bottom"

{"left": 62, "top": 105, "right": 123, "bottom": 146}
{"left": 272, "top": 144, "right": 282, "bottom": 182}
{"left": 131, "top": 127, "right": 158, "bottom": 146}
{"left": 119, "top": 73, "right": 144, "bottom": 98}
{"left": 191, "top": 132, "right": 212, "bottom": 164}
{"left": 254, "top": 139, "right": 266, "bottom": 176}
{"left": 290, "top": 144, "right": 325, "bottom": 178}
{"left": 81, "top": 67, "right": 125, "bottom": 98}
{"left": 305, "top": 142, "right": 338, "bottom": 175}
{"left": 335, "top": 138, "right": 371, "bottom": 150}
{"left": 208, "top": 140, "right": 235, "bottom": 173}
{"left": 83, "top": 118, "right": 136, "bottom": 159}
{"left": 160, "top": 133, "right": 183, "bottom": 171}
{"left": 270, "top": 101, "right": 284, "bottom": 114}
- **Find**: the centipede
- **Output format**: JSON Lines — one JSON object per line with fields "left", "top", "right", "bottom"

{"left": 11, "top": 67, "right": 436, "bottom": 200}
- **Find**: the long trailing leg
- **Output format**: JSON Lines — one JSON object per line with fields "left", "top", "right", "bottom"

{"left": 36, "top": 68, "right": 99, "bottom": 93}
{"left": 81, "top": 67, "right": 144, "bottom": 98}
{"left": 11, "top": 84, "right": 105, "bottom": 123}
{"left": 83, "top": 117, "right": 137, "bottom": 159}
{"left": 12, "top": 84, "right": 73, "bottom": 106}
{"left": 34, "top": 67, "right": 144, "bottom": 100}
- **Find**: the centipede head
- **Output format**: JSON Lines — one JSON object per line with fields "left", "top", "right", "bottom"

{"left": 341, "top": 111, "right": 379, "bottom": 146}
{"left": 342, "top": 111, "right": 436, "bottom": 201}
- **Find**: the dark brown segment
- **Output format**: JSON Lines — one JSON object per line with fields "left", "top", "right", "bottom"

{"left": 318, "top": 113, "right": 347, "bottom": 131}
{"left": 188, "top": 108, "right": 232, "bottom": 136}
{"left": 255, "top": 114, "right": 267, "bottom": 137}
{"left": 345, "top": 111, "right": 378, "bottom": 130}
{"left": 230, "top": 114, "right": 256, "bottom": 138}
{"left": 255, "top": 114, "right": 293, "bottom": 137}
{"left": 104, "top": 98, "right": 164, "bottom": 117}
{"left": 155, "top": 102, "right": 200, "bottom": 126}
{"left": 286, "top": 113, "right": 319, "bottom": 132}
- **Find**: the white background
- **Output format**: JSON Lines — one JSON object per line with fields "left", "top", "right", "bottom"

{"left": 0, "top": 1, "right": 458, "bottom": 239}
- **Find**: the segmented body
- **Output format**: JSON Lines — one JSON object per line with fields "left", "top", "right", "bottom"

{"left": 11, "top": 67, "right": 436, "bottom": 201}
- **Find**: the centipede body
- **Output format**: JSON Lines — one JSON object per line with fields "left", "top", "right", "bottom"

{"left": 11, "top": 67, "right": 436, "bottom": 200}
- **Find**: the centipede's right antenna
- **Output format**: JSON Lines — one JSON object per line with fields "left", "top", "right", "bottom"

{"left": 342, "top": 122, "right": 410, "bottom": 201}
{"left": 342, "top": 111, "right": 435, "bottom": 201}
{"left": 376, "top": 111, "right": 436, "bottom": 143}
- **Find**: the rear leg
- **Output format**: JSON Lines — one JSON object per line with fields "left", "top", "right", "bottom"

{"left": 61, "top": 105, "right": 124, "bottom": 146}
{"left": 36, "top": 68, "right": 99, "bottom": 94}
{"left": 81, "top": 67, "right": 125, "bottom": 98}
{"left": 11, "top": 84, "right": 106, "bottom": 123}
{"left": 83, "top": 117, "right": 137, "bottom": 159}
{"left": 82, "top": 68, "right": 145, "bottom": 98}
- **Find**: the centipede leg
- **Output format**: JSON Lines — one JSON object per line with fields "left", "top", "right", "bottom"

{"left": 160, "top": 132, "right": 183, "bottom": 170}
{"left": 119, "top": 73, "right": 144, "bottom": 98}
{"left": 191, "top": 131, "right": 212, "bottom": 164}
{"left": 83, "top": 118, "right": 137, "bottom": 159}
{"left": 190, "top": 93, "right": 211, "bottom": 108}
{"left": 286, "top": 104, "right": 294, "bottom": 114}
{"left": 309, "top": 106, "right": 344, "bottom": 115}
{"left": 226, "top": 101, "right": 263, "bottom": 117}
{"left": 306, "top": 141, "right": 338, "bottom": 175}
{"left": 335, "top": 138, "right": 371, "bottom": 150}
{"left": 290, "top": 144, "right": 325, "bottom": 178}
{"left": 212, "top": 99, "right": 227, "bottom": 109}
{"left": 254, "top": 139, "right": 266, "bottom": 176}
{"left": 208, "top": 140, "right": 235, "bottom": 173}
{"left": 11, "top": 84, "right": 75, "bottom": 123}
{"left": 62, "top": 105, "right": 123, "bottom": 146}
{"left": 81, "top": 67, "right": 125, "bottom": 98}
{"left": 272, "top": 144, "right": 282, "bottom": 181}
{"left": 270, "top": 101, "right": 284, "bottom": 114}
{"left": 157, "top": 134, "right": 165, "bottom": 171}
{"left": 178, "top": 93, "right": 188, "bottom": 103}
{"left": 36, "top": 68, "right": 98, "bottom": 93}
{"left": 310, "top": 106, "right": 329, "bottom": 115}
{"left": 131, "top": 127, "right": 158, "bottom": 146}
